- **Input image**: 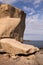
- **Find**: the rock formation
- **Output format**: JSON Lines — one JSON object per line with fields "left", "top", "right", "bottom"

{"left": 0, "top": 3, "right": 40, "bottom": 56}
{"left": 0, "top": 4, "right": 26, "bottom": 42}
{"left": 0, "top": 4, "right": 43, "bottom": 65}
{"left": 0, "top": 38, "right": 39, "bottom": 56}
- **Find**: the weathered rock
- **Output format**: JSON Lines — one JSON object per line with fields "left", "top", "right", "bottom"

{"left": 27, "top": 55, "right": 36, "bottom": 60}
{"left": 35, "top": 52, "right": 43, "bottom": 65}
{"left": 0, "top": 38, "right": 39, "bottom": 56}
{"left": 0, "top": 48, "right": 43, "bottom": 65}
{"left": 0, "top": 49, "right": 5, "bottom": 53}
{"left": 14, "top": 56, "right": 38, "bottom": 65}
{"left": 0, "top": 4, "right": 26, "bottom": 42}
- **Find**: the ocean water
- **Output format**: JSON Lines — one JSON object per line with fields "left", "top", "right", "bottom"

{"left": 23, "top": 34, "right": 43, "bottom": 48}
{"left": 24, "top": 41, "right": 43, "bottom": 48}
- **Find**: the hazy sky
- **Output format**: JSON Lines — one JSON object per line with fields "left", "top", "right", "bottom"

{"left": 0, "top": 0, "right": 43, "bottom": 40}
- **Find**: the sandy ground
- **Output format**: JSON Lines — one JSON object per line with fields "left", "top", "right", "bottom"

{"left": 0, "top": 49, "right": 43, "bottom": 65}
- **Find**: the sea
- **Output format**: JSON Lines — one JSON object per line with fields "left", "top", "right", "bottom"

{"left": 23, "top": 34, "right": 43, "bottom": 48}
{"left": 23, "top": 41, "right": 43, "bottom": 48}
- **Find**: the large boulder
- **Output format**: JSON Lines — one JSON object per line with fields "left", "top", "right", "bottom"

{"left": 0, "top": 38, "right": 39, "bottom": 56}
{"left": 0, "top": 4, "right": 26, "bottom": 42}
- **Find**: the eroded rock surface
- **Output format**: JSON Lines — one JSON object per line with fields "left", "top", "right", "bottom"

{"left": 0, "top": 50, "right": 43, "bottom": 65}
{"left": 0, "top": 38, "right": 39, "bottom": 56}
{"left": 0, "top": 4, "right": 26, "bottom": 42}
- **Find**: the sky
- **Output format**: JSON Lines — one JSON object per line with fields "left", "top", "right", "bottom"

{"left": 0, "top": 0, "right": 43, "bottom": 40}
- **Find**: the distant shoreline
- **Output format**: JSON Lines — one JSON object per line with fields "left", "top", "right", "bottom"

{"left": 23, "top": 39, "right": 43, "bottom": 41}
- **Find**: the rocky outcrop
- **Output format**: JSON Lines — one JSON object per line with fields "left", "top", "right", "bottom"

{"left": 0, "top": 38, "right": 39, "bottom": 56}
{"left": 0, "top": 4, "right": 42, "bottom": 65}
{"left": 0, "top": 4, "right": 26, "bottom": 42}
